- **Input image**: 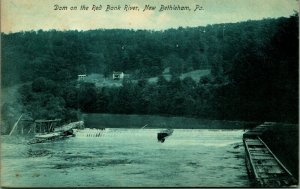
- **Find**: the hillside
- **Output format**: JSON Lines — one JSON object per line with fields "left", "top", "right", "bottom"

{"left": 1, "top": 17, "right": 287, "bottom": 87}
{"left": 1, "top": 14, "right": 298, "bottom": 125}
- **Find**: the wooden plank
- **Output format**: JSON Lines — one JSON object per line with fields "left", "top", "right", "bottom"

{"left": 266, "top": 167, "right": 284, "bottom": 174}
{"left": 253, "top": 159, "right": 277, "bottom": 165}
{"left": 249, "top": 148, "right": 270, "bottom": 153}
{"left": 258, "top": 137, "right": 294, "bottom": 177}
{"left": 251, "top": 155, "right": 273, "bottom": 159}
{"left": 244, "top": 140, "right": 260, "bottom": 179}
{"left": 35, "top": 119, "right": 61, "bottom": 123}
{"left": 9, "top": 114, "right": 23, "bottom": 136}
{"left": 245, "top": 141, "right": 262, "bottom": 145}
{"left": 246, "top": 138, "right": 260, "bottom": 140}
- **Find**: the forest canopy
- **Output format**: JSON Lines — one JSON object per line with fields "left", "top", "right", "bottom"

{"left": 1, "top": 14, "right": 298, "bottom": 126}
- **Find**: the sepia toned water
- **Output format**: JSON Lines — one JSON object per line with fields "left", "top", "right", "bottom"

{"left": 1, "top": 129, "right": 250, "bottom": 187}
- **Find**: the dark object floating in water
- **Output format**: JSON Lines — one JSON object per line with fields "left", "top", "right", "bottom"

{"left": 157, "top": 129, "right": 173, "bottom": 143}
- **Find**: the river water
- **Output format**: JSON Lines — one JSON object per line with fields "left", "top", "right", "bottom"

{"left": 1, "top": 129, "right": 250, "bottom": 187}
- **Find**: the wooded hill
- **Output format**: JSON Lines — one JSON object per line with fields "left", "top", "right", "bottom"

{"left": 1, "top": 14, "right": 298, "bottom": 128}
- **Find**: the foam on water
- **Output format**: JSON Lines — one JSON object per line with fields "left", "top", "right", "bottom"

{"left": 1, "top": 129, "right": 249, "bottom": 187}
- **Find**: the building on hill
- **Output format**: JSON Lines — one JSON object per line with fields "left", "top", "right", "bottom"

{"left": 113, "top": 72, "right": 124, "bottom": 80}
{"left": 78, "top": 74, "right": 87, "bottom": 81}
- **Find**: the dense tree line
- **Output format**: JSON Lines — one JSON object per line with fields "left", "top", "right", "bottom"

{"left": 2, "top": 17, "right": 285, "bottom": 86}
{"left": 1, "top": 14, "right": 298, "bottom": 125}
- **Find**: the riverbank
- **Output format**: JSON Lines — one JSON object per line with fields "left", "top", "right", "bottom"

{"left": 260, "top": 123, "right": 299, "bottom": 179}
{"left": 243, "top": 122, "right": 298, "bottom": 187}
{"left": 83, "top": 113, "right": 258, "bottom": 129}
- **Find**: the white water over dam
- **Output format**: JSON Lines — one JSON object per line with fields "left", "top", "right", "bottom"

{"left": 1, "top": 129, "right": 250, "bottom": 187}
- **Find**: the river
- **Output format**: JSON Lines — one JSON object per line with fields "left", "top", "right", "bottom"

{"left": 1, "top": 129, "right": 250, "bottom": 187}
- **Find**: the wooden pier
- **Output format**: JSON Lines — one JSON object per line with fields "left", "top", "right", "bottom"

{"left": 243, "top": 122, "right": 297, "bottom": 187}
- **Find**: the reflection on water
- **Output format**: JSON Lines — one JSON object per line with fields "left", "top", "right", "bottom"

{"left": 1, "top": 129, "right": 249, "bottom": 187}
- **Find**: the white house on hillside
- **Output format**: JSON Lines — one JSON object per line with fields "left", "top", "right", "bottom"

{"left": 78, "top": 74, "right": 87, "bottom": 81}
{"left": 113, "top": 72, "right": 124, "bottom": 80}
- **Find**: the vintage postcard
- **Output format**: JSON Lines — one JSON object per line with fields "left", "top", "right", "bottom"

{"left": 1, "top": 0, "right": 299, "bottom": 187}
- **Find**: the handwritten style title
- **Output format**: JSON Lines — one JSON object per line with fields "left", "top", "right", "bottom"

{"left": 53, "top": 4, "right": 204, "bottom": 12}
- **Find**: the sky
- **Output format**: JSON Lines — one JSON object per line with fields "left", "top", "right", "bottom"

{"left": 1, "top": 0, "right": 299, "bottom": 33}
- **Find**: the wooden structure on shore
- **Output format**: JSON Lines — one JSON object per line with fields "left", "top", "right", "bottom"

{"left": 28, "top": 120, "right": 84, "bottom": 144}
{"left": 243, "top": 122, "right": 297, "bottom": 187}
{"left": 8, "top": 114, "right": 35, "bottom": 135}
{"left": 34, "top": 119, "right": 62, "bottom": 134}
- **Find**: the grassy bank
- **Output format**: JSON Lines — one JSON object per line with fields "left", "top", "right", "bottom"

{"left": 82, "top": 113, "right": 257, "bottom": 129}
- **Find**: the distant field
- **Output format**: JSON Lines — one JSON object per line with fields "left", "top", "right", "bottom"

{"left": 180, "top": 69, "right": 211, "bottom": 81}
{"left": 84, "top": 69, "right": 211, "bottom": 87}
{"left": 83, "top": 113, "right": 257, "bottom": 129}
{"left": 83, "top": 73, "right": 123, "bottom": 88}
{"left": 148, "top": 69, "right": 211, "bottom": 83}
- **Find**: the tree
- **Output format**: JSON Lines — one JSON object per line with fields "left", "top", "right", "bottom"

{"left": 78, "top": 83, "right": 97, "bottom": 112}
